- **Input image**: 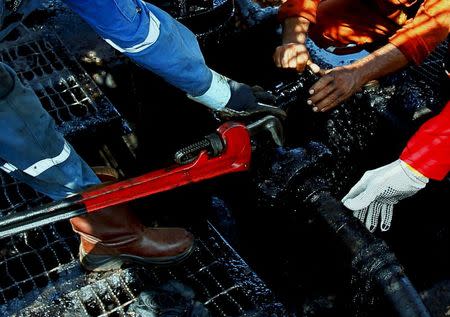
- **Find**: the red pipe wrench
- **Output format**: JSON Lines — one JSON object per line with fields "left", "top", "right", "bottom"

{"left": 0, "top": 116, "right": 284, "bottom": 238}
{"left": 82, "top": 121, "right": 251, "bottom": 212}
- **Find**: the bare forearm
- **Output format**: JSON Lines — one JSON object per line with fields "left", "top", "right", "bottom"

{"left": 353, "top": 43, "right": 409, "bottom": 83}
{"left": 275, "top": 17, "right": 316, "bottom": 72}
{"left": 282, "top": 17, "right": 310, "bottom": 44}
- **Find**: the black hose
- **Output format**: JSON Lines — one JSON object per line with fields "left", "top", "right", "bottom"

{"left": 306, "top": 190, "right": 431, "bottom": 317}
{"left": 234, "top": 0, "right": 278, "bottom": 27}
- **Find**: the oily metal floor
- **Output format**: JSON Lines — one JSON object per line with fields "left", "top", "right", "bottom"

{"left": 0, "top": 23, "right": 124, "bottom": 136}
{"left": 3, "top": 218, "right": 285, "bottom": 316}
{"left": 0, "top": 25, "right": 286, "bottom": 316}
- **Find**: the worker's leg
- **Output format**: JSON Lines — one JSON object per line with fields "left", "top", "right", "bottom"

{"left": 62, "top": 0, "right": 212, "bottom": 98}
{"left": 308, "top": 0, "right": 399, "bottom": 53}
{"left": 0, "top": 63, "right": 193, "bottom": 270}
{"left": 0, "top": 63, "right": 100, "bottom": 200}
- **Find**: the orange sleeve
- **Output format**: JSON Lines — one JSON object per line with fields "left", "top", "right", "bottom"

{"left": 278, "top": 0, "right": 321, "bottom": 23}
{"left": 389, "top": 0, "right": 450, "bottom": 65}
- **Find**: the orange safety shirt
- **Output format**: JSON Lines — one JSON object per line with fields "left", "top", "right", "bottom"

{"left": 279, "top": 0, "right": 450, "bottom": 64}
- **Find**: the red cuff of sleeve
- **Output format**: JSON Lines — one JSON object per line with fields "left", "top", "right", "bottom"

{"left": 400, "top": 102, "right": 450, "bottom": 180}
{"left": 278, "top": 0, "right": 318, "bottom": 23}
{"left": 401, "top": 153, "right": 450, "bottom": 181}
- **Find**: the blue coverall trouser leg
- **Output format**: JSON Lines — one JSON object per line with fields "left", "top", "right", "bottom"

{"left": 0, "top": 0, "right": 215, "bottom": 200}
{"left": 62, "top": 0, "right": 213, "bottom": 97}
{"left": 0, "top": 64, "right": 100, "bottom": 200}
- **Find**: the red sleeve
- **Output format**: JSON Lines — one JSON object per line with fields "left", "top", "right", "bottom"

{"left": 278, "top": 0, "right": 321, "bottom": 23}
{"left": 389, "top": 0, "right": 450, "bottom": 65}
{"left": 400, "top": 101, "right": 450, "bottom": 180}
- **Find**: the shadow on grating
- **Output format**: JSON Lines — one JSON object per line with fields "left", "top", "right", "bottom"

{"left": 0, "top": 24, "right": 126, "bottom": 137}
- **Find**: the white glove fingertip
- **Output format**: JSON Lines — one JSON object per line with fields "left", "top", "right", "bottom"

{"left": 366, "top": 203, "right": 380, "bottom": 233}
{"left": 381, "top": 223, "right": 391, "bottom": 232}
{"left": 380, "top": 205, "right": 394, "bottom": 232}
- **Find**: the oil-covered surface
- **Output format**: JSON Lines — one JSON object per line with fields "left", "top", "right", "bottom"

{"left": 193, "top": 5, "right": 449, "bottom": 315}
{"left": 4, "top": 223, "right": 286, "bottom": 316}
{"left": 146, "top": 0, "right": 235, "bottom": 40}
{"left": 1, "top": 0, "right": 449, "bottom": 316}
{"left": 0, "top": 2, "right": 288, "bottom": 316}
{"left": 0, "top": 24, "right": 127, "bottom": 137}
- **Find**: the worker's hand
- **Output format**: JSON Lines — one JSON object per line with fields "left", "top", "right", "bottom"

{"left": 273, "top": 17, "right": 321, "bottom": 74}
{"left": 307, "top": 65, "right": 365, "bottom": 112}
{"left": 342, "top": 159, "right": 428, "bottom": 232}
{"left": 217, "top": 80, "right": 287, "bottom": 120}
{"left": 273, "top": 43, "right": 320, "bottom": 73}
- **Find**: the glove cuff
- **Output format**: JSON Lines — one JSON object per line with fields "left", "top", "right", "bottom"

{"left": 187, "top": 69, "right": 231, "bottom": 110}
{"left": 400, "top": 160, "right": 429, "bottom": 185}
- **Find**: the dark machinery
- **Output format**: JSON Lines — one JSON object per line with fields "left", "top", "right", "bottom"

{"left": 0, "top": 0, "right": 449, "bottom": 316}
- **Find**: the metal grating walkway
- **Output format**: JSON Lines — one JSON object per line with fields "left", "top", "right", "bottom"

{"left": 0, "top": 24, "right": 125, "bottom": 136}
{"left": 0, "top": 171, "right": 80, "bottom": 310}
{"left": 12, "top": 226, "right": 286, "bottom": 316}
{"left": 0, "top": 24, "right": 286, "bottom": 316}
{"left": 0, "top": 171, "right": 286, "bottom": 317}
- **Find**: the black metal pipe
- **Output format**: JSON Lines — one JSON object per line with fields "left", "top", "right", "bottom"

{"left": 0, "top": 195, "right": 86, "bottom": 238}
{"left": 305, "top": 189, "right": 431, "bottom": 317}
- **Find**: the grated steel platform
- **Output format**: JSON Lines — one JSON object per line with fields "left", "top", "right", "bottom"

{"left": 0, "top": 24, "right": 127, "bottom": 137}
{"left": 0, "top": 167, "right": 287, "bottom": 316}
{"left": 0, "top": 24, "right": 287, "bottom": 317}
{"left": 9, "top": 224, "right": 286, "bottom": 316}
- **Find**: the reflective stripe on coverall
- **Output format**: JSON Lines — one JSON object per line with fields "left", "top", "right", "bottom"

{"left": 0, "top": 0, "right": 216, "bottom": 199}
{"left": 62, "top": 0, "right": 213, "bottom": 97}
{"left": 0, "top": 63, "right": 100, "bottom": 200}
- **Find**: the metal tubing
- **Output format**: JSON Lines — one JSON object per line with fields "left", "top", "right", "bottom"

{"left": 307, "top": 190, "right": 431, "bottom": 317}
{"left": 247, "top": 115, "right": 284, "bottom": 147}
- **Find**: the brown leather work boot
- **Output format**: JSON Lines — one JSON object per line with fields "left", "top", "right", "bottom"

{"left": 70, "top": 167, "right": 194, "bottom": 271}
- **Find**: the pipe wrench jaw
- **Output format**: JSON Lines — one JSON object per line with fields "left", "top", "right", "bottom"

{"left": 246, "top": 115, "right": 284, "bottom": 148}
{"left": 174, "top": 115, "right": 284, "bottom": 165}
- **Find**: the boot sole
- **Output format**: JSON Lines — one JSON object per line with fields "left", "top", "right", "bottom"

{"left": 79, "top": 243, "right": 195, "bottom": 272}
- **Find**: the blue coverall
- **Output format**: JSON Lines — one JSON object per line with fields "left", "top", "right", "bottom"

{"left": 0, "top": 0, "right": 221, "bottom": 200}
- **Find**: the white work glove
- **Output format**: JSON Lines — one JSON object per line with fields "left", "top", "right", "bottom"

{"left": 341, "top": 159, "right": 428, "bottom": 232}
